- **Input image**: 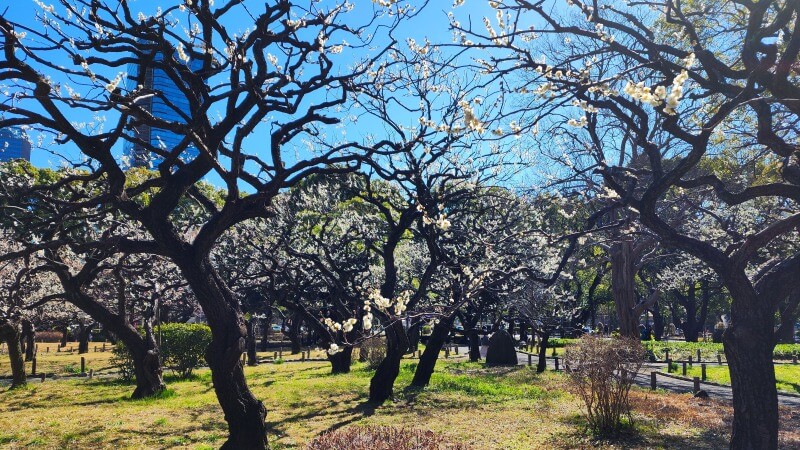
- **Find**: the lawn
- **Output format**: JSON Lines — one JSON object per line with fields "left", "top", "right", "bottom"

{"left": 1, "top": 358, "right": 799, "bottom": 449}
{"left": 682, "top": 364, "right": 800, "bottom": 395}
{"left": 0, "top": 342, "right": 116, "bottom": 378}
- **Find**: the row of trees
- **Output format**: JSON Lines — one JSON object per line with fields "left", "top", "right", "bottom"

{"left": 0, "top": 0, "right": 798, "bottom": 448}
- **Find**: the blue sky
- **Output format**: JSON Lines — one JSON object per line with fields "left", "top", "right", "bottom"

{"left": 2, "top": 0, "right": 501, "bottom": 184}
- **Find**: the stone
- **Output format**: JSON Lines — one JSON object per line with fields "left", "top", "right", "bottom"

{"left": 694, "top": 389, "right": 709, "bottom": 399}
{"left": 485, "top": 329, "right": 518, "bottom": 366}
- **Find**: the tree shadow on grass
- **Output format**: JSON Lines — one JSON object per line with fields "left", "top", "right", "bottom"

{"left": 552, "top": 412, "right": 727, "bottom": 450}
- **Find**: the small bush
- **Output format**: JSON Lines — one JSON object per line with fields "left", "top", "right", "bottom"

{"left": 109, "top": 323, "right": 212, "bottom": 380}
{"left": 564, "top": 335, "right": 645, "bottom": 436}
{"left": 111, "top": 342, "right": 136, "bottom": 381}
{"left": 157, "top": 323, "right": 212, "bottom": 378}
{"left": 307, "top": 425, "right": 470, "bottom": 450}
{"left": 358, "top": 336, "right": 386, "bottom": 370}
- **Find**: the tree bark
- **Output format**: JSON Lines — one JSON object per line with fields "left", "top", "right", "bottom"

{"left": 329, "top": 346, "right": 353, "bottom": 374}
{"left": 259, "top": 316, "right": 271, "bottom": 352}
{"left": 246, "top": 317, "right": 258, "bottom": 366}
{"left": 0, "top": 321, "right": 26, "bottom": 388}
{"left": 537, "top": 331, "right": 550, "bottom": 373}
{"left": 21, "top": 319, "right": 35, "bottom": 361}
{"left": 776, "top": 290, "right": 800, "bottom": 344}
{"left": 411, "top": 315, "right": 453, "bottom": 387}
{"left": 77, "top": 322, "right": 95, "bottom": 354}
{"left": 59, "top": 325, "right": 68, "bottom": 348}
{"left": 724, "top": 288, "right": 778, "bottom": 450}
{"left": 466, "top": 329, "right": 481, "bottom": 361}
{"left": 369, "top": 320, "right": 408, "bottom": 403}
{"left": 288, "top": 314, "right": 302, "bottom": 355}
{"left": 181, "top": 259, "right": 268, "bottom": 450}
{"left": 609, "top": 241, "right": 640, "bottom": 339}
{"left": 407, "top": 320, "right": 421, "bottom": 353}
{"left": 651, "top": 305, "right": 664, "bottom": 341}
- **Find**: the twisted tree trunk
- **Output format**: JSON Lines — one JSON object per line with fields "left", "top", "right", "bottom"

{"left": 180, "top": 258, "right": 267, "bottom": 450}
{"left": 609, "top": 241, "right": 640, "bottom": 339}
{"left": 0, "top": 321, "right": 26, "bottom": 388}
{"left": 329, "top": 346, "right": 353, "bottom": 374}
{"left": 724, "top": 288, "right": 778, "bottom": 449}
{"left": 536, "top": 331, "right": 550, "bottom": 373}
{"left": 369, "top": 321, "right": 408, "bottom": 403}
{"left": 21, "top": 319, "right": 35, "bottom": 361}
{"left": 411, "top": 314, "right": 454, "bottom": 387}
{"left": 246, "top": 317, "right": 258, "bottom": 366}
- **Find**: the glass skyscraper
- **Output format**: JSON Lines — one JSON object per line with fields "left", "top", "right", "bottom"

{"left": 124, "top": 53, "right": 202, "bottom": 168}
{"left": 0, "top": 127, "right": 32, "bottom": 162}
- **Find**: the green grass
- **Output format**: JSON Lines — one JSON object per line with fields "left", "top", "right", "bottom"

{"left": 682, "top": 364, "right": 800, "bottom": 394}
{"left": 0, "top": 358, "right": 770, "bottom": 449}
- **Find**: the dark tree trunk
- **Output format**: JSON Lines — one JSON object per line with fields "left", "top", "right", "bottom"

{"left": 0, "top": 321, "right": 26, "bottom": 388}
{"left": 369, "top": 321, "right": 408, "bottom": 403}
{"left": 129, "top": 327, "right": 166, "bottom": 399}
{"left": 59, "top": 326, "right": 68, "bottom": 348}
{"left": 407, "top": 320, "right": 421, "bottom": 353}
{"left": 288, "top": 314, "right": 302, "bottom": 354}
{"left": 329, "top": 346, "right": 353, "bottom": 374}
{"left": 259, "top": 316, "right": 271, "bottom": 352}
{"left": 610, "top": 241, "right": 640, "bottom": 339}
{"left": 537, "top": 331, "right": 550, "bottom": 373}
{"left": 411, "top": 315, "right": 454, "bottom": 387}
{"left": 724, "top": 287, "right": 778, "bottom": 450}
{"left": 77, "top": 322, "right": 95, "bottom": 354}
{"left": 21, "top": 319, "right": 35, "bottom": 361}
{"left": 519, "top": 321, "right": 528, "bottom": 343}
{"left": 651, "top": 306, "right": 664, "bottom": 341}
{"left": 181, "top": 259, "right": 267, "bottom": 450}
{"left": 466, "top": 329, "right": 481, "bottom": 361}
{"left": 776, "top": 290, "right": 800, "bottom": 344}
{"left": 246, "top": 317, "right": 258, "bottom": 366}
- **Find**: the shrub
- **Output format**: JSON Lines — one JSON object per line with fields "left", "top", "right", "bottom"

{"left": 564, "top": 335, "right": 645, "bottom": 436}
{"left": 109, "top": 323, "right": 212, "bottom": 380}
{"left": 157, "top": 323, "right": 212, "bottom": 378}
{"left": 358, "top": 336, "right": 386, "bottom": 370}
{"left": 110, "top": 341, "right": 136, "bottom": 381}
{"left": 307, "top": 425, "right": 470, "bottom": 450}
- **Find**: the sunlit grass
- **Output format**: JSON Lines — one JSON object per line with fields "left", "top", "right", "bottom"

{"left": 0, "top": 358, "right": 789, "bottom": 449}
{"left": 683, "top": 364, "right": 800, "bottom": 394}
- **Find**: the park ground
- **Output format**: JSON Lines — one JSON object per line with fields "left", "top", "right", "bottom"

{"left": 1, "top": 355, "right": 800, "bottom": 449}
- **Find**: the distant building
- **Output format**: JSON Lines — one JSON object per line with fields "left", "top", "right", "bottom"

{"left": 124, "top": 53, "right": 202, "bottom": 168}
{"left": 0, "top": 127, "right": 31, "bottom": 162}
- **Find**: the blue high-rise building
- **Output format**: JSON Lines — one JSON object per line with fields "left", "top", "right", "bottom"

{"left": 0, "top": 127, "right": 32, "bottom": 162}
{"left": 124, "top": 53, "right": 202, "bottom": 168}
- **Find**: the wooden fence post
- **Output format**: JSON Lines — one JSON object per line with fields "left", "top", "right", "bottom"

{"left": 682, "top": 361, "right": 687, "bottom": 376}
{"left": 554, "top": 356, "right": 559, "bottom": 371}
{"left": 80, "top": 356, "right": 86, "bottom": 375}
{"left": 693, "top": 377, "right": 700, "bottom": 394}
{"left": 696, "top": 349, "right": 702, "bottom": 363}
{"left": 528, "top": 354, "right": 532, "bottom": 367}
{"left": 666, "top": 358, "right": 672, "bottom": 373}
{"left": 31, "top": 357, "right": 36, "bottom": 376}
{"left": 717, "top": 354, "right": 722, "bottom": 364}
{"left": 650, "top": 371, "right": 657, "bottom": 390}
{"left": 701, "top": 364, "right": 707, "bottom": 381}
